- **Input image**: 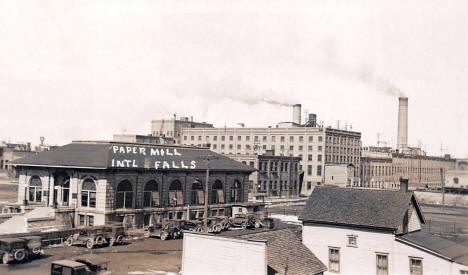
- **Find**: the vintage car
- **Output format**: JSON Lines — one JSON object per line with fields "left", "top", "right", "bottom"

{"left": 65, "top": 227, "right": 108, "bottom": 249}
{"left": 229, "top": 204, "right": 274, "bottom": 229}
{"left": 103, "top": 225, "right": 126, "bottom": 247}
{"left": 20, "top": 236, "right": 43, "bottom": 257}
{"left": 206, "top": 216, "right": 230, "bottom": 233}
{"left": 144, "top": 221, "right": 179, "bottom": 240}
{"left": 0, "top": 238, "right": 30, "bottom": 264}
{"left": 51, "top": 256, "right": 109, "bottom": 275}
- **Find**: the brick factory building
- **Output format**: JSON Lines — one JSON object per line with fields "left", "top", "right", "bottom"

{"left": 179, "top": 105, "right": 361, "bottom": 196}
{"left": 151, "top": 115, "right": 213, "bottom": 143}
{"left": 227, "top": 150, "right": 303, "bottom": 199}
{"left": 10, "top": 141, "right": 255, "bottom": 229}
{"left": 360, "top": 146, "right": 455, "bottom": 190}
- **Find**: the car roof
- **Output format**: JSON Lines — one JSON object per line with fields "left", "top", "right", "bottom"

{"left": 0, "top": 238, "right": 25, "bottom": 243}
{"left": 52, "top": 260, "right": 86, "bottom": 268}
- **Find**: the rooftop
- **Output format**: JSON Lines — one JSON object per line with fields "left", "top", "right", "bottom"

{"left": 300, "top": 186, "right": 425, "bottom": 231}
{"left": 10, "top": 141, "right": 255, "bottom": 173}
{"left": 397, "top": 231, "right": 468, "bottom": 266}
{"left": 208, "top": 227, "right": 327, "bottom": 275}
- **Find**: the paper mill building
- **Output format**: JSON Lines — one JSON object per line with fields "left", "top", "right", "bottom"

{"left": 10, "top": 141, "right": 256, "bottom": 229}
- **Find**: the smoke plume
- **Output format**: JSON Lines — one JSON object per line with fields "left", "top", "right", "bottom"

{"left": 358, "top": 65, "right": 406, "bottom": 97}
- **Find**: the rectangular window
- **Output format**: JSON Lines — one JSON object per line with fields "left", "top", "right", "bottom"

{"left": 308, "top": 154, "right": 313, "bottom": 161}
{"left": 272, "top": 136, "right": 276, "bottom": 142}
{"left": 318, "top": 136, "right": 323, "bottom": 142}
{"left": 409, "top": 258, "right": 423, "bottom": 275}
{"left": 307, "top": 182, "right": 311, "bottom": 190}
{"left": 79, "top": 214, "right": 85, "bottom": 226}
{"left": 221, "top": 144, "right": 225, "bottom": 149}
{"left": 221, "top": 136, "right": 225, "bottom": 141}
{"left": 246, "top": 136, "right": 250, "bottom": 141}
{"left": 318, "top": 154, "right": 322, "bottom": 161}
{"left": 190, "top": 136, "right": 194, "bottom": 141}
{"left": 347, "top": 235, "right": 357, "bottom": 247}
{"left": 198, "top": 136, "right": 202, "bottom": 141}
{"left": 317, "top": 165, "right": 322, "bottom": 176}
{"left": 309, "top": 136, "right": 313, "bottom": 142}
{"left": 237, "top": 144, "right": 241, "bottom": 149}
{"left": 460, "top": 270, "right": 468, "bottom": 275}
{"left": 263, "top": 136, "right": 267, "bottom": 142}
{"left": 318, "top": 146, "right": 323, "bottom": 152}
{"left": 87, "top": 215, "right": 94, "bottom": 226}
{"left": 212, "top": 144, "right": 217, "bottom": 149}
{"left": 229, "top": 144, "right": 233, "bottom": 149}
{"left": 183, "top": 136, "right": 187, "bottom": 141}
{"left": 229, "top": 136, "right": 233, "bottom": 141}
{"left": 289, "top": 145, "right": 294, "bottom": 150}
{"left": 307, "top": 165, "right": 312, "bottom": 175}
{"left": 254, "top": 136, "right": 259, "bottom": 141}
{"left": 299, "top": 136, "right": 303, "bottom": 142}
{"left": 376, "top": 254, "right": 388, "bottom": 275}
{"left": 308, "top": 145, "right": 313, "bottom": 151}
{"left": 329, "top": 247, "right": 340, "bottom": 273}
{"left": 290, "top": 136, "right": 294, "bottom": 142}
{"left": 280, "top": 136, "right": 285, "bottom": 142}
{"left": 238, "top": 136, "right": 242, "bottom": 141}
{"left": 298, "top": 145, "right": 303, "bottom": 151}
{"left": 213, "top": 136, "right": 218, "bottom": 141}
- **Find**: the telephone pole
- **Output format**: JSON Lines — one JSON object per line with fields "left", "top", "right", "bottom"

{"left": 197, "top": 155, "right": 219, "bottom": 227}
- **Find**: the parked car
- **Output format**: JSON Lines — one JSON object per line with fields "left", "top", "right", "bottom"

{"left": 103, "top": 225, "right": 126, "bottom": 247}
{"left": 229, "top": 205, "right": 274, "bottom": 229}
{"left": 144, "top": 221, "right": 178, "bottom": 240}
{"left": 50, "top": 256, "right": 109, "bottom": 275}
{"left": 0, "top": 238, "right": 30, "bottom": 264}
{"left": 20, "top": 236, "right": 44, "bottom": 257}
{"left": 65, "top": 227, "right": 107, "bottom": 249}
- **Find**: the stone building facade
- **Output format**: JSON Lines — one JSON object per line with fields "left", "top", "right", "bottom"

{"left": 12, "top": 141, "right": 255, "bottom": 228}
{"left": 227, "top": 151, "right": 302, "bottom": 199}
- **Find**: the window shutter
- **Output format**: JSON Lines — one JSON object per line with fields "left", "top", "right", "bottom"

{"left": 152, "top": 192, "right": 160, "bottom": 206}
{"left": 217, "top": 190, "right": 225, "bottom": 203}
{"left": 197, "top": 190, "right": 204, "bottom": 204}
{"left": 176, "top": 191, "right": 184, "bottom": 205}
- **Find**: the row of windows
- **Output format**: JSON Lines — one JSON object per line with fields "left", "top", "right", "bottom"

{"left": 212, "top": 144, "right": 323, "bottom": 153}
{"left": 361, "top": 165, "right": 446, "bottom": 176}
{"left": 326, "top": 146, "right": 360, "bottom": 155}
{"left": 185, "top": 135, "right": 324, "bottom": 143}
{"left": 258, "top": 161, "right": 299, "bottom": 172}
{"left": 328, "top": 246, "right": 423, "bottom": 275}
{"left": 307, "top": 165, "right": 322, "bottom": 176}
{"left": 326, "top": 135, "right": 361, "bottom": 146}
{"left": 257, "top": 180, "right": 298, "bottom": 191}
{"left": 326, "top": 155, "right": 360, "bottom": 164}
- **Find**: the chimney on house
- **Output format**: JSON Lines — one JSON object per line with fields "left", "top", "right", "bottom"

{"left": 399, "top": 177, "right": 409, "bottom": 192}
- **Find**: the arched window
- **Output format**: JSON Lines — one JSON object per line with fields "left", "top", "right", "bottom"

{"left": 191, "top": 180, "right": 204, "bottom": 205}
{"left": 143, "top": 180, "right": 159, "bottom": 207}
{"left": 211, "top": 180, "right": 224, "bottom": 204}
{"left": 81, "top": 179, "right": 96, "bottom": 208}
{"left": 29, "top": 176, "right": 42, "bottom": 203}
{"left": 168, "top": 180, "right": 183, "bottom": 206}
{"left": 116, "top": 180, "right": 133, "bottom": 209}
{"left": 62, "top": 178, "right": 70, "bottom": 206}
{"left": 231, "top": 180, "right": 242, "bottom": 203}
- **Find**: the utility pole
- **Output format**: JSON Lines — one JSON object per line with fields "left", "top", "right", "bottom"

{"left": 197, "top": 155, "right": 219, "bottom": 228}
{"left": 440, "top": 168, "right": 445, "bottom": 214}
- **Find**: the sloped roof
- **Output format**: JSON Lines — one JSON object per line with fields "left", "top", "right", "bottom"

{"left": 10, "top": 141, "right": 255, "bottom": 173}
{"left": 397, "top": 231, "right": 468, "bottom": 266}
{"left": 235, "top": 229, "right": 327, "bottom": 275}
{"left": 300, "top": 186, "right": 424, "bottom": 230}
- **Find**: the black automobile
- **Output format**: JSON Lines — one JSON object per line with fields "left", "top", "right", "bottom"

{"left": 0, "top": 238, "right": 30, "bottom": 264}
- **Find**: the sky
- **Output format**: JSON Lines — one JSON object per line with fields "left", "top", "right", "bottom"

{"left": 0, "top": 0, "right": 467, "bottom": 157}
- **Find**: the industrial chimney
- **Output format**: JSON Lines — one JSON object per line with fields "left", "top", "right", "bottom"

{"left": 293, "top": 104, "right": 301, "bottom": 125}
{"left": 397, "top": 97, "right": 408, "bottom": 152}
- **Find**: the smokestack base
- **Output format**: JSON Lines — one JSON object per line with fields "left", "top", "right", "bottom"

{"left": 399, "top": 178, "right": 409, "bottom": 192}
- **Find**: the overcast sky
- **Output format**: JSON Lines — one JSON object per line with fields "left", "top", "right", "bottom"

{"left": 0, "top": 1, "right": 467, "bottom": 157}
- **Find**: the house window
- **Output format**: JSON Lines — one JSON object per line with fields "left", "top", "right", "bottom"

{"left": 376, "top": 254, "right": 388, "bottom": 275}
{"left": 143, "top": 180, "right": 159, "bottom": 207}
{"left": 221, "top": 136, "right": 225, "bottom": 141}
{"left": 347, "top": 235, "right": 357, "bottom": 247}
{"left": 238, "top": 136, "right": 242, "bottom": 141}
{"left": 79, "top": 214, "right": 85, "bottom": 226}
{"left": 290, "top": 136, "right": 294, "bottom": 142}
{"left": 308, "top": 136, "right": 313, "bottom": 142}
{"left": 329, "top": 247, "right": 340, "bottom": 273}
{"left": 116, "top": 180, "right": 133, "bottom": 209}
{"left": 307, "top": 165, "right": 312, "bottom": 175}
{"left": 318, "top": 154, "right": 322, "bottom": 161}
{"left": 87, "top": 215, "right": 94, "bottom": 226}
{"left": 317, "top": 165, "right": 322, "bottom": 176}
{"left": 454, "top": 178, "right": 459, "bottom": 184}
{"left": 308, "top": 154, "right": 313, "bottom": 161}
{"left": 213, "top": 136, "right": 218, "bottom": 141}
{"left": 409, "top": 257, "right": 423, "bottom": 275}
{"left": 81, "top": 179, "right": 96, "bottom": 208}
{"left": 229, "top": 136, "right": 233, "bottom": 141}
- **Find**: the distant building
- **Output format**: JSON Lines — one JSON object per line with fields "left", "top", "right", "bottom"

{"left": 0, "top": 141, "right": 34, "bottom": 176}
{"left": 360, "top": 146, "right": 455, "bottom": 190}
{"left": 445, "top": 158, "right": 468, "bottom": 190}
{"left": 113, "top": 134, "right": 175, "bottom": 145}
{"left": 323, "top": 163, "right": 355, "bottom": 187}
{"left": 34, "top": 136, "right": 59, "bottom": 152}
{"left": 300, "top": 184, "right": 468, "bottom": 275}
{"left": 227, "top": 150, "right": 303, "bottom": 199}
{"left": 182, "top": 228, "right": 327, "bottom": 275}
{"left": 151, "top": 115, "right": 213, "bottom": 143}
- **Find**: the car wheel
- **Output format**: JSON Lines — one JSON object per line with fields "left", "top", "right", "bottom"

{"left": 255, "top": 221, "right": 261, "bottom": 229}
{"left": 2, "top": 253, "right": 10, "bottom": 264}
{"left": 14, "top": 249, "right": 26, "bottom": 261}
{"left": 144, "top": 231, "right": 151, "bottom": 238}
{"left": 160, "top": 231, "right": 168, "bottom": 241}
{"left": 86, "top": 238, "right": 95, "bottom": 249}
{"left": 65, "top": 236, "right": 74, "bottom": 246}
{"left": 32, "top": 247, "right": 41, "bottom": 255}
{"left": 116, "top": 235, "right": 123, "bottom": 243}
{"left": 196, "top": 226, "right": 203, "bottom": 233}
{"left": 241, "top": 222, "right": 247, "bottom": 230}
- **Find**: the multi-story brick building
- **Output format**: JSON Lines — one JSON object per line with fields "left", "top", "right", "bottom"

{"left": 181, "top": 125, "right": 361, "bottom": 195}
{"left": 227, "top": 151, "right": 302, "bottom": 199}
{"left": 11, "top": 141, "right": 256, "bottom": 229}
{"left": 151, "top": 116, "right": 213, "bottom": 143}
{"left": 360, "top": 146, "right": 456, "bottom": 190}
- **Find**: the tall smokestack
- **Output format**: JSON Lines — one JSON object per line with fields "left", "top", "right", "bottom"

{"left": 397, "top": 97, "right": 408, "bottom": 152}
{"left": 293, "top": 104, "right": 301, "bottom": 125}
